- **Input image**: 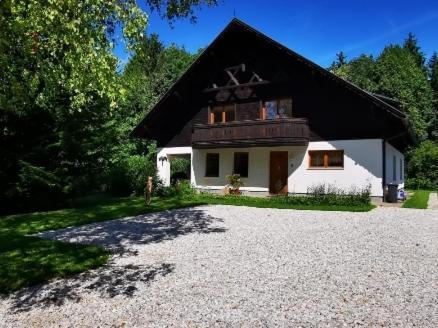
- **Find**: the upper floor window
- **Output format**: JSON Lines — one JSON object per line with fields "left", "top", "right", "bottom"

{"left": 209, "top": 104, "right": 235, "bottom": 123}
{"left": 263, "top": 98, "right": 292, "bottom": 119}
{"left": 308, "top": 150, "right": 344, "bottom": 169}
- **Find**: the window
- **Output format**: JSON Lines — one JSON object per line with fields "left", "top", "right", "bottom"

{"left": 210, "top": 104, "right": 235, "bottom": 123}
{"left": 233, "top": 152, "right": 249, "bottom": 177}
{"left": 308, "top": 150, "right": 344, "bottom": 169}
{"left": 205, "top": 153, "right": 219, "bottom": 177}
{"left": 392, "top": 156, "right": 396, "bottom": 181}
{"left": 400, "top": 158, "right": 403, "bottom": 180}
{"left": 264, "top": 98, "right": 292, "bottom": 119}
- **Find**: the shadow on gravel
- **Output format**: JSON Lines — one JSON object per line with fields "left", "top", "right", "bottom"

{"left": 38, "top": 207, "right": 227, "bottom": 256}
{"left": 9, "top": 207, "right": 226, "bottom": 312}
{"left": 9, "top": 262, "right": 174, "bottom": 313}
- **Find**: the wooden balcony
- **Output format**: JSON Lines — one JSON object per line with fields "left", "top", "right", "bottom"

{"left": 192, "top": 118, "right": 310, "bottom": 148}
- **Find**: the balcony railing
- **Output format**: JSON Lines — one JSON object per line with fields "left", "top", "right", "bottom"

{"left": 192, "top": 118, "right": 310, "bottom": 148}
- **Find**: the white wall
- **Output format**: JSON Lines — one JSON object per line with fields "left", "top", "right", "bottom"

{"left": 192, "top": 146, "right": 299, "bottom": 192}
{"left": 385, "top": 142, "right": 405, "bottom": 187}
{"left": 189, "top": 139, "right": 385, "bottom": 196}
{"left": 290, "top": 139, "right": 383, "bottom": 196}
{"left": 156, "top": 147, "right": 192, "bottom": 186}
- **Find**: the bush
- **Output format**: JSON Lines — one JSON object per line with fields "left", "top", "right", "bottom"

{"left": 264, "top": 182, "right": 371, "bottom": 207}
{"left": 108, "top": 156, "right": 156, "bottom": 196}
{"left": 406, "top": 141, "right": 438, "bottom": 190}
{"left": 155, "top": 180, "right": 196, "bottom": 198}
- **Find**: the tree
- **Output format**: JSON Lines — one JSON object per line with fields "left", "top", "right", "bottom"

{"left": 376, "top": 45, "right": 435, "bottom": 140}
{"left": 403, "top": 32, "right": 426, "bottom": 70}
{"left": 406, "top": 140, "right": 438, "bottom": 190}
{"left": 428, "top": 53, "right": 438, "bottom": 139}
{"left": 332, "top": 55, "right": 378, "bottom": 92}
{"left": 329, "top": 51, "right": 347, "bottom": 71}
{"left": 0, "top": 0, "right": 217, "bottom": 213}
{"left": 106, "top": 36, "right": 197, "bottom": 195}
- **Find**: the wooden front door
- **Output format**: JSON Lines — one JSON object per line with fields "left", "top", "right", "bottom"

{"left": 269, "top": 151, "right": 288, "bottom": 194}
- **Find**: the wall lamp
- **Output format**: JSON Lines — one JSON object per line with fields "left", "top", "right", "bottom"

{"left": 158, "top": 156, "right": 168, "bottom": 166}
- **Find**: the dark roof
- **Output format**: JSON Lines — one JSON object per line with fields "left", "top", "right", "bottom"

{"left": 131, "top": 18, "right": 410, "bottom": 138}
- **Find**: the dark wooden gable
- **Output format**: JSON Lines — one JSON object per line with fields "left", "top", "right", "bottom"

{"left": 132, "top": 18, "right": 414, "bottom": 151}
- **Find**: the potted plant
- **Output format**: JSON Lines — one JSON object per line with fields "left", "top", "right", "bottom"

{"left": 226, "top": 174, "right": 244, "bottom": 195}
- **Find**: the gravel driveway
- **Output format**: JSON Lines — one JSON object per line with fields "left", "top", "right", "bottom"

{"left": 1, "top": 205, "right": 438, "bottom": 327}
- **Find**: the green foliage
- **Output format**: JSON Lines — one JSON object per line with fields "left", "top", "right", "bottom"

{"left": 108, "top": 155, "right": 156, "bottom": 196}
{"left": 0, "top": 1, "right": 206, "bottom": 214}
{"left": 405, "top": 141, "right": 438, "bottom": 190}
{"left": 226, "top": 174, "right": 245, "bottom": 190}
{"left": 403, "top": 33, "right": 426, "bottom": 69}
{"left": 376, "top": 45, "right": 434, "bottom": 140}
{"left": 332, "top": 55, "right": 378, "bottom": 92}
{"left": 403, "top": 190, "right": 432, "bottom": 209}
{"left": 195, "top": 194, "right": 374, "bottom": 212}
{"left": 170, "top": 157, "right": 191, "bottom": 184}
{"left": 305, "top": 183, "right": 371, "bottom": 206}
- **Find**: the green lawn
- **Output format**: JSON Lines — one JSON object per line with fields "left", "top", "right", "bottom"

{"left": 403, "top": 190, "right": 433, "bottom": 209}
{"left": 0, "top": 195, "right": 207, "bottom": 294}
{"left": 0, "top": 193, "right": 374, "bottom": 294}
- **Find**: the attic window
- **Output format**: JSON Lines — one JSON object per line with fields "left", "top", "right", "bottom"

{"left": 262, "top": 98, "right": 292, "bottom": 119}
{"left": 210, "top": 104, "right": 236, "bottom": 123}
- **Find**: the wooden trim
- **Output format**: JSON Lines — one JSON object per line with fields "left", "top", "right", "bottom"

{"left": 208, "top": 106, "right": 214, "bottom": 124}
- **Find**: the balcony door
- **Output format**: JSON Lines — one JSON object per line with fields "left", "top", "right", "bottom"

{"left": 269, "top": 151, "right": 288, "bottom": 194}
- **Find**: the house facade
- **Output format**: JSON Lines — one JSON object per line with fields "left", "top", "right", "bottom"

{"left": 132, "top": 19, "right": 414, "bottom": 198}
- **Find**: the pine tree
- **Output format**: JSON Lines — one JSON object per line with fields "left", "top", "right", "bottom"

{"left": 403, "top": 32, "right": 426, "bottom": 69}
{"left": 329, "top": 51, "right": 347, "bottom": 71}
{"left": 428, "top": 52, "right": 438, "bottom": 139}
{"left": 429, "top": 52, "right": 438, "bottom": 94}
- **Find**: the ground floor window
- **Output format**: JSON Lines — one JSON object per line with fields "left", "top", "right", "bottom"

{"left": 308, "top": 150, "right": 344, "bottom": 168}
{"left": 205, "top": 153, "right": 219, "bottom": 177}
{"left": 233, "top": 152, "right": 249, "bottom": 177}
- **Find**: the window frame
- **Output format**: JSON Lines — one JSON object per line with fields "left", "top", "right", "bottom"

{"left": 205, "top": 153, "right": 220, "bottom": 177}
{"left": 233, "top": 152, "right": 249, "bottom": 178}
{"left": 261, "top": 97, "right": 293, "bottom": 120}
{"left": 308, "top": 150, "right": 344, "bottom": 169}
{"left": 209, "top": 104, "right": 236, "bottom": 124}
{"left": 392, "top": 155, "right": 397, "bottom": 181}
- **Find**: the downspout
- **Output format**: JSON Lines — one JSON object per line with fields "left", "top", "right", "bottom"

{"left": 382, "top": 139, "right": 386, "bottom": 200}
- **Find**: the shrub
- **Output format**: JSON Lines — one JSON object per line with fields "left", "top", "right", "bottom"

{"left": 108, "top": 156, "right": 156, "bottom": 196}
{"left": 10, "top": 161, "right": 65, "bottom": 212}
{"left": 226, "top": 174, "right": 244, "bottom": 190}
{"left": 406, "top": 141, "right": 438, "bottom": 190}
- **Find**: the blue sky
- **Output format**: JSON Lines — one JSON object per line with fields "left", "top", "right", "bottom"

{"left": 114, "top": 0, "right": 438, "bottom": 68}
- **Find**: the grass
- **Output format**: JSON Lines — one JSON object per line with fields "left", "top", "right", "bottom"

{"left": 403, "top": 190, "right": 433, "bottom": 209}
{"left": 0, "top": 195, "right": 207, "bottom": 294}
{"left": 0, "top": 192, "right": 374, "bottom": 294}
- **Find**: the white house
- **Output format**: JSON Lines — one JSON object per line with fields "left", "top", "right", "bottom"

{"left": 132, "top": 19, "right": 414, "bottom": 199}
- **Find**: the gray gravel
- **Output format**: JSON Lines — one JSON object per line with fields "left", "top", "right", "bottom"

{"left": 1, "top": 205, "right": 438, "bottom": 327}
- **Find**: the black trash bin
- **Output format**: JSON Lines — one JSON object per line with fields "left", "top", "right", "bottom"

{"left": 386, "top": 183, "right": 398, "bottom": 203}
